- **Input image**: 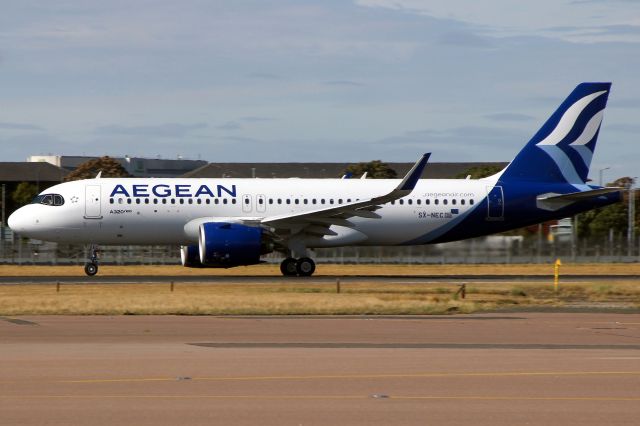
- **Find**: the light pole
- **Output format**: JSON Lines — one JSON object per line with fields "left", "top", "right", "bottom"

{"left": 628, "top": 177, "right": 636, "bottom": 257}
{"left": 599, "top": 166, "right": 611, "bottom": 186}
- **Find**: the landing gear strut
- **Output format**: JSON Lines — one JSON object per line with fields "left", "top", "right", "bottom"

{"left": 280, "top": 257, "right": 316, "bottom": 277}
{"left": 84, "top": 245, "right": 99, "bottom": 277}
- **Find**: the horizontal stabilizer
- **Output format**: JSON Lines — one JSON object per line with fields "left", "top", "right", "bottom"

{"left": 537, "top": 187, "right": 623, "bottom": 202}
{"left": 536, "top": 187, "right": 623, "bottom": 211}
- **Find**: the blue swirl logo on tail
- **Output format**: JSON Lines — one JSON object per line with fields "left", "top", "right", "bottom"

{"left": 500, "top": 82, "right": 611, "bottom": 186}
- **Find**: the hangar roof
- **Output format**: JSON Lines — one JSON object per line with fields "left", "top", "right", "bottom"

{"left": 0, "top": 162, "right": 69, "bottom": 183}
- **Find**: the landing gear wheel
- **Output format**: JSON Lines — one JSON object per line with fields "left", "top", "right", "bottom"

{"left": 84, "top": 262, "right": 98, "bottom": 276}
{"left": 280, "top": 258, "right": 298, "bottom": 277}
{"left": 296, "top": 257, "right": 316, "bottom": 277}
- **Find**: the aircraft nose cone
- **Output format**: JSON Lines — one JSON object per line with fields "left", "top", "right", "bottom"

{"left": 8, "top": 209, "right": 27, "bottom": 233}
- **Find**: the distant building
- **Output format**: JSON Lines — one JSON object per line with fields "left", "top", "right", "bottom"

{"left": 28, "top": 155, "right": 207, "bottom": 178}
{"left": 183, "top": 162, "right": 508, "bottom": 179}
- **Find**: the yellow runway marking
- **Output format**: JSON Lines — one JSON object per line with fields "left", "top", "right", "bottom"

{"left": 61, "top": 370, "right": 640, "bottom": 384}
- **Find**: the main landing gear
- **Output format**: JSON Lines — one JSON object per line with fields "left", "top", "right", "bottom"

{"left": 84, "top": 245, "right": 99, "bottom": 277}
{"left": 280, "top": 257, "right": 316, "bottom": 277}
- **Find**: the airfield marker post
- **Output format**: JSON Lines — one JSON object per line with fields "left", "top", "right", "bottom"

{"left": 336, "top": 278, "right": 341, "bottom": 294}
{"left": 554, "top": 259, "right": 562, "bottom": 293}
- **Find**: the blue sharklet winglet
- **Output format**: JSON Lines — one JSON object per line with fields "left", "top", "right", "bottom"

{"left": 397, "top": 153, "right": 431, "bottom": 192}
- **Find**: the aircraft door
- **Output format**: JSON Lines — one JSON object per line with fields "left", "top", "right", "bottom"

{"left": 85, "top": 185, "right": 102, "bottom": 219}
{"left": 486, "top": 185, "right": 504, "bottom": 221}
{"left": 256, "top": 194, "right": 266, "bottom": 213}
{"left": 242, "top": 194, "right": 252, "bottom": 213}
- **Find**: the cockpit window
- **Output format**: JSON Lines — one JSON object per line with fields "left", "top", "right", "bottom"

{"left": 31, "top": 194, "right": 65, "bottom": 206}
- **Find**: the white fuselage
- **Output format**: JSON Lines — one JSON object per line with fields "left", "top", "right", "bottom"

{"left": 9, "top": 177, "right": 491, "bottom": 247}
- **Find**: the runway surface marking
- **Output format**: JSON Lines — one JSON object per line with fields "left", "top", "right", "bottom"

{"left": 188, "top": 342, "right": 640, "bottom": 349}
{"left": 61, "top": 370, "right": 640, "bottom": 384}
{"left": 2, "top": 394, "right": 640, "bottom": 402}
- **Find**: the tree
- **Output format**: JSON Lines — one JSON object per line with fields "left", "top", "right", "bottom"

{"left": 64, "top": 156, "right": 132, "bottom": 181}
{"left": 454, "top": 165, "right": 503, "bottom": 179}
{"left": 11, "top": 182, "right": 39, "bottom": 207}
{"left": 577, "top": 176, "right": 634, "bottom": 239}
{"left": 344, "top": 160, "right": 397, "bottom": 179}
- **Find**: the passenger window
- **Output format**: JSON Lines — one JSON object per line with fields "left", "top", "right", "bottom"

{"left": 269, "top": 199, "right": 273, "bottom": 204}
{"left": 223, "top": 199, "right": 228, "bottom": 204}
{"left": 443, "top": 199, "right": 448, "bottom": 205}
{"left": 321, "top": 199, "right": 325, "bottom": 204}
{"left": 303, "top": 199, "right": 308, "bottom": 204}
{"left": 330, "top": 199, "right": 334, "bottom": 205}
{"left": 205, "top": 199, "right": 210, "bottom": 204}
{"left": 338, "top": 199, "right": 343, "bottom": 204}
{"left": 258, "top": 198, "right": 264, "bottom": 205}
{"left": 452, "top": 199, "right": 456, "bottom": 205}
{"left": 232, "top": 199, "right": 236, "bottom": 204}
{"left": 286, "top": 199, "right": 291, "bottom": 205}
{"left": 144, "top": 199, "right": 150, "bottom": 204}
{"left": 179, "top": 199, "right": 184, "bottom": 204}
{"left": 408, "top": 199, "right": 412, "bottom": 205}
{"left": 162, "top": 199, "right": 167, "bottom": 204}
{"left": 214, "top": 199, "right": 219, "bottom": 204}
{"left": 426, "top": 199, "right": 430, "bottom": 205}
{"left": 312, "top": 199, "right": 317, "bottom": 204}
{"left": 170, "top": 199, "right": 175, "bottom": 204}
{"left": 399, "top": 199, "right": 404, "bottom": 205}
{"left": 136, "top": 199, "right": 141, "bottom": 204}
{"left": 417, "top": 199, "right": 421, "bottom": 205}
{"left": 109, "top": 198, "right": 114, "bottom": 204}
{"left": 461, "top": 199, "right": 465, "bottom": 205}
{"left": 470, "top": 199, "right": 474, "bottom": 205}
{"left": 244, "top": 198, "right": 249, "bottom": 205}
{"left": 435, "top": 199, "right": 439, "bottom": 205}
{"left": 153, "top": 199, "right": 158, "bottom": 204}
{"left": 294, "top": 199, "right": 299, "bottom": 205}
{"left": 188, "top": 199, "right": 193, "bottom": 204}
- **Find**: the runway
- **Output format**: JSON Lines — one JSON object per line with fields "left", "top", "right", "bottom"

{"left": 0, "top": 273, "right": 636, "bottom": 285}
{"left": 2, "top": 313, "right": 640, "bottom": 425}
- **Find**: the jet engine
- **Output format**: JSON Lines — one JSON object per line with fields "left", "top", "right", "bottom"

{"left": 197, "top": 222, "right": 269, "bottom": 267}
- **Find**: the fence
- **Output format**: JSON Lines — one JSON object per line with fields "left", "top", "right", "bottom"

{"left": 1, "top": 233, "right": 639, "bottom": 265}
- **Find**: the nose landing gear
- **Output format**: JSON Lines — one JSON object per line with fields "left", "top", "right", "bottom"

{"left": 84, "top": 245, "right": 99, "bottom": 276}
{"left": 280, "top": 257, "right": 316, "bottom": 277}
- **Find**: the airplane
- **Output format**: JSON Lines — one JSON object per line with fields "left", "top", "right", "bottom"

{"left": 8, "top": 82, "right": 622, "bottom": 277}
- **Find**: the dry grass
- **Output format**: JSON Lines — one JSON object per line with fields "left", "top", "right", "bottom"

{"left": 1, "top": 280, "right": 638, "bottom": 316}
{"left": 1, "top": 263, "right": 640, "bottom": 277}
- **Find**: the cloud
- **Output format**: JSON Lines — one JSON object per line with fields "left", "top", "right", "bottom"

{"left": 94, "top": 123, "right": 207, "bottom": 138}
{"left": 239, "top": 116, "right": 276, "bottom": 122}
{"left": 0, "top": 121, "right": 45, "bottom": 131}
{"left": 246, "top": 72, "right": 283, "bottom": 80}
{"left": 484, "top": 113, "right": 535, "bottom": 122}
{"left": 605, "top": 123, "right": 640, "bottom": 133}
{"left": 438, "top": 31, "right": 493, "bottom": 48}
{"left": 216, "top": 121, "right": 242, "bottom": 131}
{"left": 323, "top": 80, "right": 366, "bottom": 87}
{"left": 355, "top": 0, "right": 640, "bottom": 43}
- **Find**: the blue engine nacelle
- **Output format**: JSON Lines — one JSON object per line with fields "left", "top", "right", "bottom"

{"left": 180, "top": 245, "right": 204, "bottom": 268}
{"left": 198, "top": 222, "right": 265, "bottom": 267}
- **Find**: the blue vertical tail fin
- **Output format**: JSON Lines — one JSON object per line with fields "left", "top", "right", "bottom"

{"left": 499, "top": 82, "right": 611, "bottom": 185}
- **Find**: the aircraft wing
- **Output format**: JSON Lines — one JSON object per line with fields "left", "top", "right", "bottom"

{"left": 260, "top": 153, "right": 430, "bottom": 233}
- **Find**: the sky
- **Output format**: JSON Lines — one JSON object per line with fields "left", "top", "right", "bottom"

{"left": 1, "top": 0, "right": 639, "bottom": 182}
